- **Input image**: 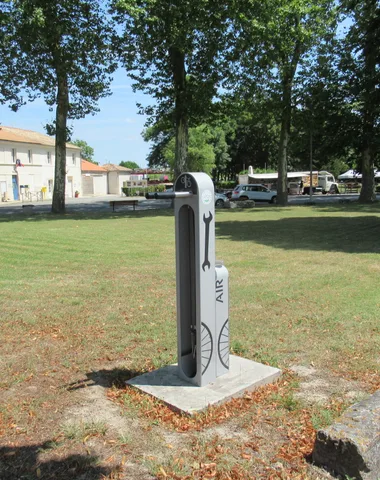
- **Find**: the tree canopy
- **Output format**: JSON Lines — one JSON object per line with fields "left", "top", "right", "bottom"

{"left": 72, "top": 139, "right": 96, "bottom": 163}
{"left": 1, "top": 0, "right": 116, "bottom": 212}
{"left": 111, "top": 0, "right": 230, "bottom": 178}
{"left": 1, "top": 0, "right": 379, "bottom": 202}
{"left": 119, "top": 161, "right": 140, "bottom": 169}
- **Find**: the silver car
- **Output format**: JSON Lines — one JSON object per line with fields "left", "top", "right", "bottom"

{"left": 215, "top": 192, "right": 229, "bottom": 207}
{"left": 231, "top": 184, "right": 277, "bottom": 203}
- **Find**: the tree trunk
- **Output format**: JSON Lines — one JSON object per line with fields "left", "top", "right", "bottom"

{"left": 52, "top": 72, "right": 69, "bottom": 213}
{"left": 277, "top": 21, "right": 301, "bottom": 207}
{"left": 170, "top": 46, "right": 188, "bottom": 179}
{"left": 359, "top": 6, "right": 376, "bottom": 204}
{"left": 277, "top": 76, "right": 292, "bottom": 206}
{"left": 359, "top": 146, "right": 375, "bottom": 203}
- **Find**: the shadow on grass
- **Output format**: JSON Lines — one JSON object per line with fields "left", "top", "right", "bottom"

{"left": 313, "top": 201, "right": 380, "bottom": 214}
{"left": 216, "top": 215, "right": 380, "bottom": 254}
{"left": 65, "top": 367, "right": 149, "bottom": 391}
{"left": 0, "top": 444, "right": 114, "bottom": 480}
{"left": 0, "top": 206, "right": 175, "bottom": 223}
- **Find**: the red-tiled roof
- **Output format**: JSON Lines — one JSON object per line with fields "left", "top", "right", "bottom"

{"left": 81, "top": 159, "right": 107, "bottom": 172}
{"left": 0, "top": 126, "right": 80, "bottom": 149}
{"left": 102, "top": 163, "right": 133, "bottom": 172}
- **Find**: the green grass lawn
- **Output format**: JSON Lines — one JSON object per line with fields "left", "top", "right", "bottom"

{"left": 0, "top": 203, "right": 379, "bottom": 479}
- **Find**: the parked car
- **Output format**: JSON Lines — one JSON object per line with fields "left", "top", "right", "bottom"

{"left": 215, "top": 192, "right": 229, "bottom": 207}
{"left": 231, "top": 184, "right": 277, "bottom": 203}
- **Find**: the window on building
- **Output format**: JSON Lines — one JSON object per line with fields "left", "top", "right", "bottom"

{"left": 11, "top": 148, "right": 16, "bottom": 163}
{"left": 48, "top": 179, "right": 53, "bottom": 193}
{"left": 72, "top": 153, "right": 76, "bottom": 165}
{"left": 47, "top": 151, "right": 51, "bottom": 164}
{"left": 28, "top": 150, "right": 32, "bottom": 163}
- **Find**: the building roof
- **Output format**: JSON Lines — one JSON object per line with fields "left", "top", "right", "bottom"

{"left": 102, "top": 163, "right": 132, "bottom": 172}
{"left": 81, "top": 159, "right": 107, "bottom": 172}
{"left": 0, "top": 126, "right": 80, "bottom": 149}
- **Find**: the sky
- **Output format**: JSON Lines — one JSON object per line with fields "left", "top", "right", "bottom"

{"left": 0, "top": 68, "right": 153, "bottom": 168}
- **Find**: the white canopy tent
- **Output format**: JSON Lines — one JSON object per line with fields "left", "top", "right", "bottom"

{"left": 338, "top": 169, "right": 380, "bottom": 180}
{"left": 338, "top": 170, "right": 361, "bottom": 180}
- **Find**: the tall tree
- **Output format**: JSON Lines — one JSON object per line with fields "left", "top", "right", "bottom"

{"left": 341, "top": 0, "right": 380, "bottom": 202}
{"left": 230, "top": 0, "right": 337, "bottom": 205}
{"left": 1, "top": 0, "right": 116, "bottom": 212}
{"left": 111, "top": 0, "right": 229, "bottom": 179}
{"left": 72, "top": 139, "right": 96, "bottom": 163}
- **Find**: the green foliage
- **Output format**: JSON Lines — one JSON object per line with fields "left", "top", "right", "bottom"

{"left": 187, "top": 126, "right": 216, "bottom": 175}
{"left": 143, "top": 117, "right": 174, "bottom": 169}
{"left": 119, "top": 161, "right": 140, "bottom": 170}
{"left": 164, "top": 126, "right": 216, "bottom": 175}
{"left": 218, "top": 96, "right": 281, "bottom": 176}
{"left": 271, "top": 392, "right": 300, "bottom": 412}
{"left": 146, "top": 121, "right": 220, "bottom": 175}
{"left": 209, "top": 124, "right": 232, "bottom": 177}
{"left": 144, "top": 116, "right": 232, "bottom": 179}
{"left": 230, "top": 340, "right": 247, "bottom": 357}
{"left": 311, "top": 407, "right": 334, "bottom": 430}
{"left": 2, "top": 0, "right": 116, "bottom": 119}
{"left": 320, "top": 158, "right": 350, "bottom": 179}
{"left": 71, "top": 139, "right": 96, "bottom": 163}
{"left": 112, "top": 0, "right": 228, "bottom": 124}
{"left": 216, "top": 180, "right": 236, "bottom": 189}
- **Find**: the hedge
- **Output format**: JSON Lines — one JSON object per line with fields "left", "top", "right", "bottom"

{"left": 216, "top": 180, "right": 237, "bottom": 189}
{"left": 121, "top": 184, "right": 166, "bottom": 197}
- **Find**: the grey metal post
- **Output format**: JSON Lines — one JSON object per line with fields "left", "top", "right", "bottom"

{"left": 146, "top": 172, "right": 229, "bottom": 387}
{"left": 174, "top": 172, "right": 217, "bottom": 386}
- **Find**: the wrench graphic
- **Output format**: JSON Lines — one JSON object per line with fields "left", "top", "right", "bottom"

{"left": 202, "top": 211, "right": 213, "bottom": 271}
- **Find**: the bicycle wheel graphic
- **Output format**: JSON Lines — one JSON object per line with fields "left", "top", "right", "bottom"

{"left": 201, "top": 322, "right": 213, "bottom": 375}
{"left": 218, "top": 319, "right": 229, "bottom": 369}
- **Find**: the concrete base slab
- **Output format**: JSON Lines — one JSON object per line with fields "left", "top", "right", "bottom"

{"left": 126, "top": 355, "right": 281, "bottom": 415}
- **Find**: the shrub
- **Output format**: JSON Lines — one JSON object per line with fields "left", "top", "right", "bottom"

{"left": 216, "top": 180, "right": 236, "bottom": 189}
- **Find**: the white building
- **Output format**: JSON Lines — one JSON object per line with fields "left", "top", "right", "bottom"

{"left": 0, "top": 126, "right": 81, "bottom": 201}
{"left": 81, "top": 159, "right": 108, "bottom": 196}
{"left": 103, "top": 163, "right": 146, "bottom": 194}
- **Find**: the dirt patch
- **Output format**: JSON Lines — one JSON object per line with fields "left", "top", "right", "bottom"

{"left": 64, "top": 383, "right": 136, "bottom": 434}
{"left": 289, "top": 365, "right": 367, "bottom": 406}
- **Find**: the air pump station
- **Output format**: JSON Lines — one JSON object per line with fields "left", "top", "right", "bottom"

{"left": 147, "top": 172, "right": 229, "bottom": 387}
